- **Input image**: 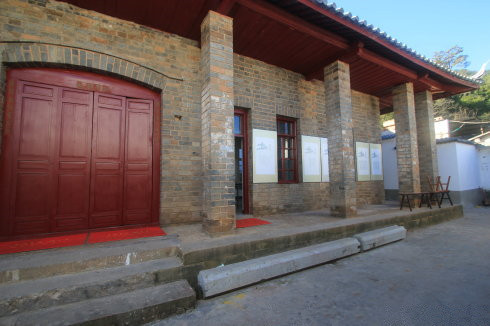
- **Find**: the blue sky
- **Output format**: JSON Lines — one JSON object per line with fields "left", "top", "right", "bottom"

{"left": 332, "top": 0, "right": 490, "bottom": 71}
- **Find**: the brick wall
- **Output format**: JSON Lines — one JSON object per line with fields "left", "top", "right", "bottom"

{"left": 352, "top": 91, "right": 385, "bottom": 206}
{"left": 235, "top": 56, "right": 383, "bottom": 216}
{"left": 0, "top": 0, "right": 203, "bottom": 225}
{"left": 0, "top": 0, "right": 384, "bottom": 223}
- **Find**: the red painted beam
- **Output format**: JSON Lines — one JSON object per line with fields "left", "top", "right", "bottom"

{"left": 304, "top": 42, "right": 363, "bottom": 80}
{"left": 235, "top": 0, "right": 349, "bottom": 50}
{"left": 216, "top": 0, "right": 236, "bottom": 15}
{"left": 358, "top": 48, "right": 417, "bottom": 80}
{"left": 296, "top": 0, "right": 478, "bottom": 89}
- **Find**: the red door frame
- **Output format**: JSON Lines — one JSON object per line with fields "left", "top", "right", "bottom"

{"left": 0, "top": 68, "right": 161, "bottom": 237}
{"left": 234, "top": 108, "right": 250, "bottom": 214}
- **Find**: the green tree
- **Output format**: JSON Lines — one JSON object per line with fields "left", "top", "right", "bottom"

{"left": 431, "top": 46, "right": 489, "bottom": 121}
{"left": 432, "top": 45, "right": 470, "bottom": 70}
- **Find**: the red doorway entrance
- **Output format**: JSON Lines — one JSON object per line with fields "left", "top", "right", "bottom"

{"left": 0, "top": 69, "right": 161, "bottom": 237}
{"left": 234, "top": 108, "right": 249, "bottom": 214}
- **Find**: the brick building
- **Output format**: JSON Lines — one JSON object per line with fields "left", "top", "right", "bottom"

{"left": 0, "top": 0, "right": 479, "bottom": 237}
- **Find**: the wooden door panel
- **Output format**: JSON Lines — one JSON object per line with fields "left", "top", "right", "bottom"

{"left": 90, "top": 93, "right": 126, "bottom": 228}
{"left": 52, "top": 88, "right": 93, "bottom": 231}
{"left": 1, "top": 69, "right": 159, "bottom": 237}
{"left": 124, "top": 99, "right": 153, "bottom": 224}
{"left": 10, "top": 82, "right": 57, "bottom": 235}
{"left": 94, "top": 108, "right": 124, "bottom": 159}
{"left": 18, "top": 97, "right": 53, "bottom": 158}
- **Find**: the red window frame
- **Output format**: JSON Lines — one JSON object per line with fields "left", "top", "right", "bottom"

{"left": 277, "top": 116, "right": 298, "bottom": 183}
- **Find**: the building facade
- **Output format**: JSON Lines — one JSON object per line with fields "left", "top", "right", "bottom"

{"left": 0, "top": 0, "right": 478, "bottom": 237}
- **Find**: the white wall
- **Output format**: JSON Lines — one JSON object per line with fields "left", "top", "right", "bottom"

{"left": 437, "top": 142, "right": 459, "bottom": 190}
{"left": 480, "top": 147, "right": 490, "bottom": 190}
{"left": 382, "top": 137, "right": 398, "bottom": 189}
{"left": 436, "top": 142, "right": 480, "bottom": 191}
{"left": 382, "top": 139, "right": 484, "bottom": 193}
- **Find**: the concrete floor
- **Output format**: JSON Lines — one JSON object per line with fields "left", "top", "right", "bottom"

{"left": 151, "top": 207, "right": 490, "bottom": 326}
{"left": 165, "top": 202, "right": 415, "bottom": 250}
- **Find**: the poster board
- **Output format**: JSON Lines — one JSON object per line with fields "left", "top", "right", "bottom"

{"left": 301, "top": 136, "right": 321, "bottom": 182}
{"left": 370, "top": 143, "right": 383, "bottom": 180}
{"left": 320, "top": 138, "right": 330, "bottom": 182}
{"left": 356, "top": 142, "right": 371, "bottom": 181}
{"left": 253, "top": 129, "right": 278, "bottom": 183}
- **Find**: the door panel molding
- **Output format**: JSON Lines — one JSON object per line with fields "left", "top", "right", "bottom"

{"left": 0, "top": 68, "right": 162, "bottom": 237}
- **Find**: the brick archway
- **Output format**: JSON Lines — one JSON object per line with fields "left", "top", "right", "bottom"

{"left": 0, "top": 44, "right": 169, "bottom": 237}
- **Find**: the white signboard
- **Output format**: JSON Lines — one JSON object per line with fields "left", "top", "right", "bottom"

{"left": 356, "top": 142, "right": 371, "bottom": 181}
{"left": 370, "top": 143, "right": 383, "bottom": 180}
{"left": 302, "top": 136, "right": 321, "bottom": 182}
{"left": 253, "top": 129, "right": 278, "bottom": 183}
{"left": 320, "top": 138, "right": 329, "bottom": 182}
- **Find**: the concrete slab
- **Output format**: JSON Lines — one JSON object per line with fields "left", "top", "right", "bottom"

{"left": 0, "top": 257, "right": 182, "bottom": 316}
{"left": 0, "top": 236, "right": 180, "bottom": 284}
{"left": 198, "top": 238, "right": 360, "bottom": 298}
{"left": 354, "top": 225, "right": 406, "bottom": 251}
{"left": 0, "top": 280, "right": 195, "bottom": 326}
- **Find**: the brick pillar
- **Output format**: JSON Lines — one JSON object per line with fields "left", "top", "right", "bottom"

{"left": 324, "top": 61, "right": 357, "bottom": 217}
{"left": 393, "top": 83, "right": 421, "bottom": 193}
{"left": 200, "top": 11, "right": 235, "bottom": 234}
{"left": 415, "top": 91, "right": 438, "bottom": 191}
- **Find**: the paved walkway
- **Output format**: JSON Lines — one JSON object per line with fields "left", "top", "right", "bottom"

{"left": 151, "top": 207, "right": 490, "bottom": 326}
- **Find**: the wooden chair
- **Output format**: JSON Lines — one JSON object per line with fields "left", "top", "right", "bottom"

{"left": 426, "top": 176, "right": 441, "bottom": 208}
{"left": 436, "top": 176, "right": 453, "bottom": 206}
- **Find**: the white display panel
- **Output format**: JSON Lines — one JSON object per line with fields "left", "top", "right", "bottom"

{"left": 370, "top": 143, "right": 383, "bottom": 180}
{"left": 301, "top": 135, "right": 321, "bottom": 182}
{"left": 320, "top": 137, "right": 329, "bottom": 182}
{"left": 356, "top": 142, "right": 371, "bottom": 181}
{"left": 253, "top": 129, "right": 278, "bottom": 183}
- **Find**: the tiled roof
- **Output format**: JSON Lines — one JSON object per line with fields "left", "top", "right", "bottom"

{"left": 310, "top": 0, "right": 480, "bottom": 83}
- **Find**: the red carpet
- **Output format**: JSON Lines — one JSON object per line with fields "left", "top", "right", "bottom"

{"left": 236, "top": 218, "right": 271, "bottom": 228}
{"left": 0, "top": 233, "right": 87, "bottom": 255}
{"left": 0, "top": 226, "right": 167, "bottom": 254}
{"left": 87, "top": 226, "right": 166, "bottom": 244}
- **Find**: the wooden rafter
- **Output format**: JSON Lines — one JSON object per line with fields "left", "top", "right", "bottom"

{"left": 296, "top": 0, "right": 478, "bottom": 89}
{"left": 235, "top": 0, "right": 350, "bottom": 50}
{"left": 216, "top": 0, "right": 237, "bottom": 15}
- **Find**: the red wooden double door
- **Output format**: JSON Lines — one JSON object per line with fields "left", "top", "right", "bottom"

{"left": 0, "top": 69, "right": 160, "bottom": 237}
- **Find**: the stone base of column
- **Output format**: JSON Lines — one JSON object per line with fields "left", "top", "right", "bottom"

{"left": 203, "top": 216, "right": 235, "bottom": 236}
{"left": 330, "top": 205, "right": 357, "bottom": 218}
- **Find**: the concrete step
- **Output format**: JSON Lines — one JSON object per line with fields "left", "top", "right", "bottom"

{"left": 0, "top": 280, "right": 196, "bottom": 326}
{"left": 353, "top": 225, "right": 407, "bottom": 251}
{"left": 198, "top": 237, "right": 361, "bottom": 298}
{"left": 0, "top": 235, "right": 180, "bottom": 284}
{"left": 0, "top": 257, "right": 183, "bottom": 316}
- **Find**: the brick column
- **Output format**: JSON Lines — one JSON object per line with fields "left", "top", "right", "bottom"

{"left": 393, "top": 83, "right": 421, "bottom": 193}
{"left": 200, "top": 11, "right": 235, "bottom": 234}
{"left": 324, "top": 61, "right": 357, "bottom": 217}
{"left": 415, "top": 91, "right": 438, "bottom": 191}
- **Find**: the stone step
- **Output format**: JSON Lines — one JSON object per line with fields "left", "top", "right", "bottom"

{"left": 353, "top": 225, "right": 407, "bottom": 251}
{"left": 0, "top": 280, "right": 196, "bottom": 326}
{"left": 0, "top": 235, "right": 180, "bottom": 284}
{"left": 198, "top": 237, "right": 361, "bottom": 298}
{"left": 0, "top": 257, "right": 183, "bottom": 316}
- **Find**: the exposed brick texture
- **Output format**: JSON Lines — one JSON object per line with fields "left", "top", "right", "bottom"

{"left": 200, "top": 11, "right": 235, "bottom": 234}
{"left": 393, "top": 83, "right": 421, "bottom": 194}
{"left": 0, "top": 0, "right": 203, "bottom": 226}
{"left": 0, "top": 0, "right": 385, "bottom": 227}
{"left": 415, "top": 91, "right": 438, "bottom": 191}
{"left": 352, "top": 91, "right": 385, "bottom": 206}
{"left": 324, "top": 61, "right": 357, "bottom": 217}
{"left": 234, "top": 55, "right": 330, "bottom": 216}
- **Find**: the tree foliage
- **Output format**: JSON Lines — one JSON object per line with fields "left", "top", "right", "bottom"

{"left": 432, "top": 46, "right": 489, "bottom": 121}
{"left": 432, "top": 45, "right": 470, "bottom": 70}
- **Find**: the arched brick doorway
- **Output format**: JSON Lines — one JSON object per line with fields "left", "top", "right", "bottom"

{"left": 0, "top": 68, "right": 161, "bottom": 237}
